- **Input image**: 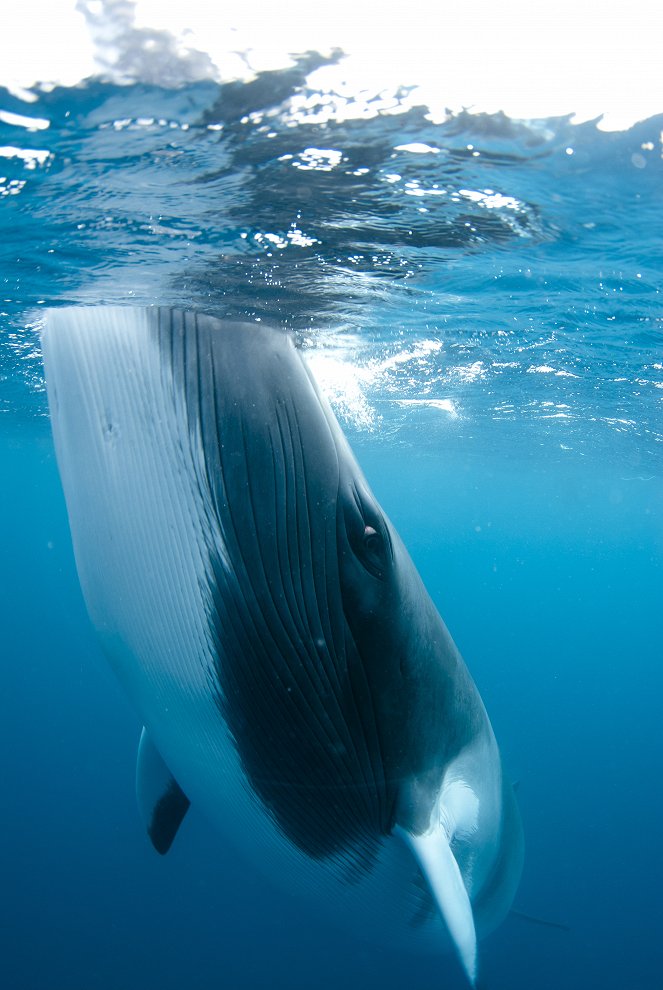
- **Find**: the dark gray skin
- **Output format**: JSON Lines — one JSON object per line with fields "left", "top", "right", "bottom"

{"left": 152, "top": 310, "right": 487, "bottom": 863}
{"left": 335, "top": 468, "right": 486, "bottom": 836}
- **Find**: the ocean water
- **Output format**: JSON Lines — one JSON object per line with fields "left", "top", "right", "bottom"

{"left": 1, "top": 39, "right": 662, "bottom": 990}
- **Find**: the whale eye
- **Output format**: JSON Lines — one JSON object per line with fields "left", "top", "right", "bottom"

{"left": 363, "top": 525, "right": 381, "bottom": 552}
{"left": 341, "top": 482, "right": 393, "bottom": 580}
{"left": 358, "top": 521, "right": 391, "bottom": 579}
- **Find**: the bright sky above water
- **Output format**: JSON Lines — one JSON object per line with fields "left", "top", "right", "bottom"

{"left": 0, "top": 0, "right": 661, "bottom": 130}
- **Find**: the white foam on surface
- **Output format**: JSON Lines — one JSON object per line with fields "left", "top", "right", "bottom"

{"left": 1, "top": 0, "right": 661, "bottom": 131}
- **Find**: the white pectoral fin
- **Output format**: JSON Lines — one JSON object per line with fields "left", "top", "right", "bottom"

{"left": 136, "top": 728, "right": 191, "bottom": 855}
{"left": 398, "top": 824, "right": 478, "bottom": 987}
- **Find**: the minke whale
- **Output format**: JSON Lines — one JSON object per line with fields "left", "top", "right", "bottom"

{"left": 41, "top": 307, "right": 523, "bottom": 986}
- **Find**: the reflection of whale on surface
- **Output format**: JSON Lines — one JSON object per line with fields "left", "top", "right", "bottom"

{"left": 41, "top": 307, "right": 523, "bottom": 987}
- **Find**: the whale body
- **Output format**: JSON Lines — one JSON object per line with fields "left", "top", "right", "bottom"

{"left": 41, "top": 306, "right": 523, "bottom": 986}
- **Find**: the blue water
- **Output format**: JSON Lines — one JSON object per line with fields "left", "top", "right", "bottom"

{"left": 1, "top": 55, "right": 662, "bottom": 990}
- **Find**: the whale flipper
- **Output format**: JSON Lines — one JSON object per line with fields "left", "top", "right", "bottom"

{"left": 400, "top": 825, "right": 477, "bottom": 986}
{"left": 136, "top": 727, "right": 190, "bottom": 854}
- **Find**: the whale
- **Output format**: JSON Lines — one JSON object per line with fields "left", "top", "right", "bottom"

{"left": 41, "top": 306, "right": 523, "bottom": 986}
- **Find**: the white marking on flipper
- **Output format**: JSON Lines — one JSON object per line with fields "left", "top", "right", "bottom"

{"left": 398, "top": 823, "right": 478, "bottom": 986}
